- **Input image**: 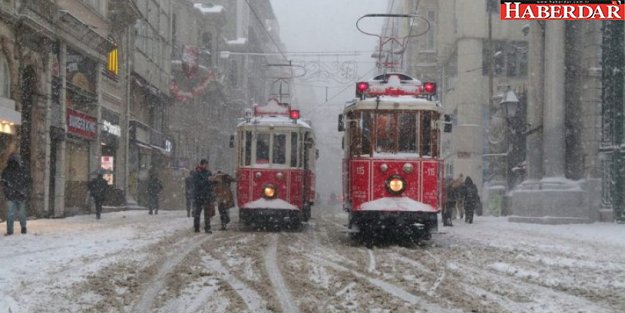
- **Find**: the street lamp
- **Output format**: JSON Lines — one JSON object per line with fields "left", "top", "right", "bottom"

{"left": 500, "top": 89, "right": 520, "bottom": 118}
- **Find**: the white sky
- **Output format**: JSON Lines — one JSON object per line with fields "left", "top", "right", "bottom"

{"left": 270, "top": 0, "right": 389, "bottom": 105}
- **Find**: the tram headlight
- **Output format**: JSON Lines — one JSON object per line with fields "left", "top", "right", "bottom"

{"left": 386, "top": 175, "right": 406, "bottom": 195}
{"left": 276, "top": 172, "right": 285, "bottom": 180}
{"left": 262, "top": 184, "right": 277, "bottom": 199}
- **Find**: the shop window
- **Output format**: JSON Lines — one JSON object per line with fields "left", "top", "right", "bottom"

{"left": 0, "top": 52, "right": 9, "bottom": 98}
{"left": 482, "top": 40, "right": 528, "bottom": 77}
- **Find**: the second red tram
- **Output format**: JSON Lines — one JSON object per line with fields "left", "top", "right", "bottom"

{"left": 339, "top": 73, "right": 445, "bottom": 241}
{"left": 235, "top": 99, "right": 316, "bottom": 227}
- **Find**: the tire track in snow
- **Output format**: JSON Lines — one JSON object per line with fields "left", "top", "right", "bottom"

{"left": 367, "top": 250, "right": 376, "bottom": 273}
{"left": 425, "top": 250, "right": 446, "bottom": 297}
{"left": 305, "top": 254, "right": 461, "bottom": 313}
{"left": 201, "top": 253, "right": 271, "bottom": 313}
{"left": 265, "top": 234, "right": 299, "bottom": 313}
{"left": 132, "top": 236, "right": 210, "bottom": 313}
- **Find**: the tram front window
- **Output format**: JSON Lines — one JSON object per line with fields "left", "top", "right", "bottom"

{"left": 273, "top": 134, "right": 287, "bottom": 164}
{"left": 398, "top": 113, "right": 417, "bottom": 153}
{"left": 375, "top": 113, "right": 395, "bottom": 152}
{"left": 256, "top": 133, "right": 270, "bottom": 164}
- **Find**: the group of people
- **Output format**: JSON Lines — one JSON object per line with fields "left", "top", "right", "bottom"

{"left": 443, "top": 174, "right": 481, "bottom": 227}
{"left": 85, "top": 158, "right": 235, "bottom": 234}
{"left": 185, "top": 159, "right": 235, "bottom": 233}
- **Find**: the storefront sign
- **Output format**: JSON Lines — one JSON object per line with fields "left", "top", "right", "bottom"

{"left": 67, "top": 108, "right": 97, "bottom": 140}
{"left": 102, "top": 120, "right": 121, "bottom": 137}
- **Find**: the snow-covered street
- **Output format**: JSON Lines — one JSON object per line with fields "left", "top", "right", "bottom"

{"left": 1, "top": 209, "right": 624, "bottom": 313}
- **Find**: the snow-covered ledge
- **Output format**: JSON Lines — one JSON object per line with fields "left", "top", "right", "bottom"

{"left": 506, "top": 178, "right": 596, "bottom": 224}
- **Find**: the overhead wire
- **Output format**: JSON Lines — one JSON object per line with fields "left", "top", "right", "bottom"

{"left": 244, "top": 0, "right": 289, "bottom": 62}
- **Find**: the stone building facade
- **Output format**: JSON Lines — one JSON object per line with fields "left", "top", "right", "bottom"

{"left": 388, "top": 0, "right": 606, "bottom": 222}
{"left": 0, "top": 0, "right": 287, "bottom": 217}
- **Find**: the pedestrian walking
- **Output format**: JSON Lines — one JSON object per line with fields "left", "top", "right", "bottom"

{"left": 214, "top": 171, "right": 235, "bottom": 230}
{"left": 463, "top": 176, "right": 480, "bottom": 224}
{"left": 193, "top": 159, "right": 216, "bottom": 233}
{"left": 87, "top": 173, "right": 108, "bottom": 219}
{"left": 443, "top": 178, "right": 456, "bottom": 227}
{"left": 184, "top": 170, "right": 194, "bottom": 218}
{"left": 451, "top": 174, "right": 465, "bottom": 219}
{"left": 147, "top": 171, "right": 163, "bottom": 215}
{"left": 1, "top": 154, "right": 32, "bottom": 235}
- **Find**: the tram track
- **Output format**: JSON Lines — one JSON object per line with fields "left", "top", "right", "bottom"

{"left": 264, "top": 234, "right": 300, "bottom": 313}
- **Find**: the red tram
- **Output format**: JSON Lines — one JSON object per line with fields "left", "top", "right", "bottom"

{"left": 339, "top": 73, "right": 446, "bottom": 241}
{"left": 234, "top": 99, "right": 316, "bottom": 227}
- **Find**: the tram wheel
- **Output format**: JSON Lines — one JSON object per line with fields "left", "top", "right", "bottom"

{"left": 302, "top": 205, "right": 311, "bottom": 222}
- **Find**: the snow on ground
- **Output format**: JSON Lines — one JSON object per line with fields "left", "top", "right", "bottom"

{"left": 0, "top": 210, "right": 624, "bottom": 313}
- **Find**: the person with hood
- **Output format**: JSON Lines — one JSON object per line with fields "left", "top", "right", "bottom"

{"left": 214, "top": 170, "right": 236, "bottom": 230}
{"left": 147, "top": 171, "right": 163, "bottom": 215}
{"left": 193, "top": 159, "right": 215, "bottom": 233}
{"left": 1, "top": 154, "right": 32, "bottom": 235}
{"left": 463, "top": 176, "right": 480, "bottom": 224}
{"left": 184, "top": 170, "right": 195, "bottom": 218}
{"left": 87, "top": 173, "right": 108, "bottom": 219}
{"left": 443, "top": 177, "right": 456, "bottom": 227}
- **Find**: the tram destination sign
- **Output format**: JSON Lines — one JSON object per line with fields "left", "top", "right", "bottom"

{"left": 67, "top": 108, "right": 97, "bottom": 140}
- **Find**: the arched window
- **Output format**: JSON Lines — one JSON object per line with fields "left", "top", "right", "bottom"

{"left": 0, "top": 51, "right": 10, "bottom": 98}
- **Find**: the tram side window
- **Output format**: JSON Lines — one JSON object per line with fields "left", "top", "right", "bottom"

{"left": 375, "top": 113, "right": 395, "bottom": 152}
{"left": 421, "top": 112, "right": 432, "bottom": 156}
{"left": 398, "top": 113, "right": 417, "bottom": 153}
{"left": 244, "top": 131, "right": 252, "bottom": 166}
{"left": 361, "top": 112, "right": 372, "bottom": 155}
{"left": 256, "top": 133, "right": 270, "bottom": 164}
{"left": 347, "top": 112, "right": 360, "bottom": 156}
{"left": 291, "top": 132, "right": 298, "bottom": 167}
{"left": 273, "top": 134, "right": 287, "bottom": 165}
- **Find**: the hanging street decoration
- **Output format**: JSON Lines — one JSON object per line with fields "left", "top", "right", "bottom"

{"left": 170, "top": 70, "right": 215, "bottom": 102}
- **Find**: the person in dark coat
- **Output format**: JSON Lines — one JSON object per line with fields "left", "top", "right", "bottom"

{"left": 193, "top": 159, "right": 215, "bottom": 233}
{"left": 1, "top": 154, "right": 32, "bottom": 235}
{"left": 184, "top": 170, "right": 195, "bottom": 218}
{"left": 147, "top": 172, "right": 163, "bottom": 215}
{"left": 463, "top": 176, "right": 480, "bottom": 224}
{"left": 214, "top": 171, "right": 235, "bottom": 230}
{"left": 88, "top": 173, "right": 108, "bottom": 219}
{"left": 443, "top": 178, "right": 455, "bottom": 227}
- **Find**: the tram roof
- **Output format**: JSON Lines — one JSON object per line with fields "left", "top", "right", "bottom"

{"left": 237, "top": 115, "right": 313, "bottom": 130}
{"left": 345, "top": 96, "right": 442, "bottom": 113}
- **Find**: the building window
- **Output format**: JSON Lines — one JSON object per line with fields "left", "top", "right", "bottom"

{"left": 482, "top": 40, "right": 528, "bottom": 78}
{"left": 107, "top": 46, "right": 119, "bottom": 77}
{"left": 0, "top": 52, "right": 9, "bottom": 98}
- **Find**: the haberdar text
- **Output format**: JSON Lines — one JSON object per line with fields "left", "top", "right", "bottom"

{"left": 500, "top": 2, "right": 624, "bottom": 20}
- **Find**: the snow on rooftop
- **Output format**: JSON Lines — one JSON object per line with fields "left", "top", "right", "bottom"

{"left": 193, "top": 3, "right": 224, "bottom": 14}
